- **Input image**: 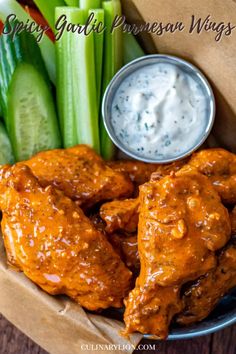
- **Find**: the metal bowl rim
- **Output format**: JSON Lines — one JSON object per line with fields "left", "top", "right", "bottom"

{"left": 102, "top": 54, "right": 216, "bottom": 164}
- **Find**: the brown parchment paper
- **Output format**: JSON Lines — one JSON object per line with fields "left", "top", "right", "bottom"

{"left": 122, "top": 0, "right": 236, "bottom": 151}
{"left": 0, "top": 1, "right": 236, "bottom": 353}
{"left": 0, "top": 239, "right": 141, "bottom": 354}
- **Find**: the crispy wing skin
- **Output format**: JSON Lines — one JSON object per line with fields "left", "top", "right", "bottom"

{"left": 0, "top": 165, "right": 132, "bottom": 311}
{"left": 109, "top": 234, "right": 139, "bottom": 271}
{"left": 124, "top": 170, "right": 231, "bottom": 339}
{"left": 149, "top": 159, "right": 187, "bottom": 182}
{"left": 108, "top": 161, "right": 160, "bottom": 186}
{"left": 177, "top": 242, "right": 236, "bottom": 325}
{"left": 18, "top": 145, "right": 134, "bottom": 209}
{"left": 89, "top": 213, "right": 107, "bottom": 234}
{"left": 100, "top": 198, "right": 140, "bottom": 234}
{"left": 230, "top": 206, "right": 236, "bottom": 234}
{"left": 108, "top": 160, "right": 185, "bottom": 187}
{"left": 186, "top": 148, "right": 236, "bottom": 204}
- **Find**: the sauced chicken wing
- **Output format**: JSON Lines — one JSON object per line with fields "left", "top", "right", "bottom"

{"left": 108, "top": 159, "right": 185, "bottom": 187}
{"left": 18, "top": 145, "right": 133, "bottom": 209}
{"left": 0, "top": 165, "right": 132, "bottom": 311}
{"left": 100, "top": 198, "right": 140, "bottom": 234}
{"left": 101, "top": 161, "right": 186, "bottom": 233}
{"left": 177, "top": 242, "right": 236, "bottom": 325}
{"left": 124, "top": 170, "right": 231, "bottom": 339}
{"left": 230, "top": 206, "right": 236, "bottom": 234}
{"left": 108, "top": 161, "right": 160, "bottom": 186}
{"left": 185, "top": 148, "right": 236, "bottom": 204}
{"left": 109, "top": 234, "right": 139, "bottom": 271}
{"left": 89, "top": 213, "right": 139, "bottom": 271}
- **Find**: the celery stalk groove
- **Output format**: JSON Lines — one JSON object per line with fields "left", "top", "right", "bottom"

{"left": 55, "top": 7, "right": 100, "bottom": 152}
{"left": 72, "top": 29, "right": 100, "bottom": 152}
{"left": 80, "top": 0, "right": 101, "bottom": 12}
{"left": 100, "top": 0, "right": 122, "bottom": 160}
{"left": 89, "top": 9, "right": 104, "bottom": 106}
{"left": 55, "top": 7, "right": 80, "bottom": 148}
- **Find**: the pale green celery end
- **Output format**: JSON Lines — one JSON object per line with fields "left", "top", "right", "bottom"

{"left": 71, "top": 31, "right": 100, "bottom": 153}
{"left": 55, "top": 7, "right": 85, "bottom": 25}
{"left": 55, "top": 6, "right": 84, "bottom": 22}
{"left": 80, "top": 0, "right": 101, "bottom": 12}
{"left": 64, "top": 0, "right": 79, "bottom": 6}
{"left": 0, "top": 0, "right": 56, "bottom": 84}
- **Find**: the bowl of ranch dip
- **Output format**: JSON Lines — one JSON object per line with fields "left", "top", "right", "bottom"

{"left": 102, "top": 54, "right": 215, "bottom": 163}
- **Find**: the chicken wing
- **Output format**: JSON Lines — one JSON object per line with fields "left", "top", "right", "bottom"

{"left": 0, "top": 165, "right": 132, "bottom": 311}
{"left": 108, "top": 161, "right": 160, "bottom": 186}
{"left": 185, "top": 148, "right": 236, "bottom": 204}
{"left": 109, "top": 234, "right": 139, "bottom": 271}
{"left": 124, "top": 169, "right": 231, "bottom": 339}
{"left": 100, "top": 198, "right": 140, "bottom": 234}
{"left": 18, "top": 145, "right": 134, "bottom": 209}
{"left": 101, "top": 160, "right": 186, "bottom": 233}
{"left": 108, "top": 159, "right": 186, "bottom": 187}
{"left": 230, "top": 206, "right": 236, "bottom": 234}
{"left": 89, "top": 213, "right": 139, "bottom": 271}
{"left": 177, "top": 241, "right": 236, "bottom": 325}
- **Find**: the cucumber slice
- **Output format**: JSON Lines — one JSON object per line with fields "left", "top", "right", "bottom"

{"left": 0, "top": 25, "right": 50, "bottom": 129}
{"left": 0, "top": 0, "right": 56, "bottom": 84}
{"left": 7, "top": 62, "right": 61, "bottom": 161}
{"left": 0, "top": 121, "right": 14, "bottom": 164}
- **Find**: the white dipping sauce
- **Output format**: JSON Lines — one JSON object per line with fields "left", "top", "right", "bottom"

{"left": 111, "top": 63, "right": 209, "bottom": 160}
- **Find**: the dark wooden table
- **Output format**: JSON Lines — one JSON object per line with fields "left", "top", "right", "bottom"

{"left": 0, "top": 314, "right": 235, "bottom": 354}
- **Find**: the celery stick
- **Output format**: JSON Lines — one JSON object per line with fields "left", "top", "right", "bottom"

{"left": 72, "top": 29, "right": 100, "bottom": 152}
{"left": 123, "top": 32, "right": 145, "bottom": 64}
{"left": 80, "top": 0, "right": 101, "bottom": 12}
{"left": 100, "top": 0, "right": 122, "bottom": 160}
{"left": 55, "top": 7, "right": 100, "bottom": 152}
{"left": 34, "top": 0, "right": 66, "bottom": 30}
{"left": 112, "top": 0, "right": 123, "bottom": 73}
{"left": 89, "top": 9, "right": 104, "bottom": 106}
{"left": 64, "top": 0, "right": 78, "bottom": 5}
{"left": 0, "top": 0, "right": 56, "bottom": 84}
{"left": 55, "top": 7, "right": 80, "bottom": 148}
